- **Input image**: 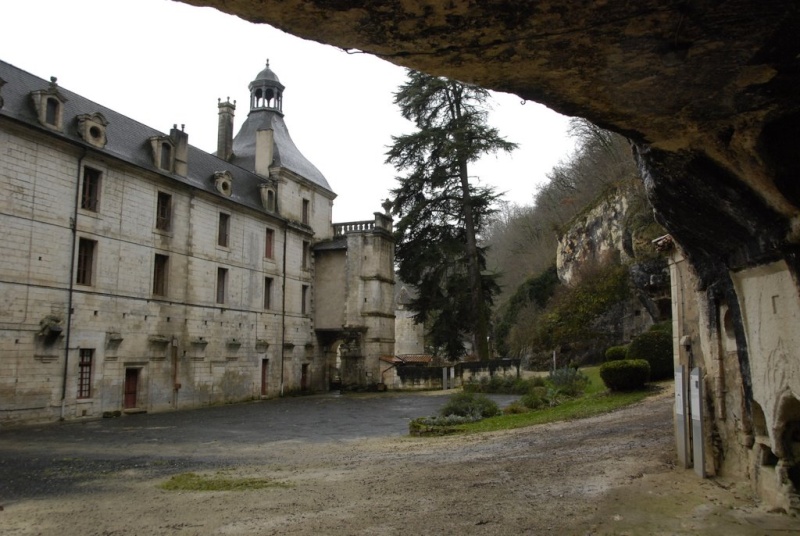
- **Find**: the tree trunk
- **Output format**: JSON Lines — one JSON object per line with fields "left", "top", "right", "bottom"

{"left": 459, "top": 157, "right": 490, "bottom": 360}
{"left": 450, "top": 85, "right": 490, "bottom": 361}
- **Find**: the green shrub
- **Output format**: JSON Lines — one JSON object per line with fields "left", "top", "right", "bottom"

{"left": 527, "top": 375, "right": 547, "bottom": 388}
{"left": 520, "top": 388, "right": 546, "bottom": 409}
{"left": 604, "top": 345, "right": 628, "bottom": 362}
{"left": 439, "top": 392, "right": 499, "bottom": 419}
{"left": 648, "top": 321, "right": 673, "bottom": 334}
{"left": 548, "top": 366, "right": 589, "bottom": 397}
{"left": 503, "top": 401, "right": 530, "bottom": 414}
{"left": 626, "top": 330, "right": 673, "bottom": 380}
{"left": 409, "top": 414, "right": 480, "bottom": 436}
{"left": 600, "top": 359, "right": 650, "bottom": 391}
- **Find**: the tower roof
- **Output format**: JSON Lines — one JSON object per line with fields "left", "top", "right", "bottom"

{"left": 253, "top": 60, "right": 281, "bottom": 84}
{"left": 231, "top": 60, "right": 332, "bottom": 192}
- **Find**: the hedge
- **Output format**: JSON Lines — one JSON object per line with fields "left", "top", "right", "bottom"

{"left": 626, "top": 330, "right": 673, "bottom": 380}
{"left": 600, "top": 359, "right": 650, "bottom": 391}
{"left": 604, "top": 345, "right": 629, "bottom": 362}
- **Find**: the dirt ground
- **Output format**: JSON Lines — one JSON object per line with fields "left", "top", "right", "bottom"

{"left": 2, "top": 388, "right": 799, "bottom": 535}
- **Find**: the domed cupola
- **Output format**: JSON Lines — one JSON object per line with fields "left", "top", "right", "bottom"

{"left": 249, "top": 60, "right": 284, "bottom": 114}
{"left": 230, "top": 60, "right": 332, "bottom": 192}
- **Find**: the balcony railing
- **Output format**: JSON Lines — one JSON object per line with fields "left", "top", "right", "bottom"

{"left": 333, "top": 220, "right": 375, "bottom": 236}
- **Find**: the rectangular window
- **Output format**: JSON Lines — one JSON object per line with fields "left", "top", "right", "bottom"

{"left": 160, "top": 142, "right": 172, "bottom": 171}
{"left": 216, "top": 267, "right": 228, "bottom": 304}
{"left": 265, "top": 228, "right": 275, "bottom": 259}
{"left": 45, "top": 97, "right": 59, "bottom": 126}
{"left": 218, "top": 213, "right": 230, "bottom": 247}
{"left": 156, "top": 191, "right": 172, "bottom": 231}
{"left": 302, "top": 240, "right": 310, "bottom": 269}
{"left": 301, "top": 285, "right": 309, "bottom": 315}
{"left": 78, "top": 349, "right": 93, "bottom": 399}
{"left": 302, "top": 198, "right": 310, "bottom": 225}
{"left": 76, "top": 238, "right": 96, "bottom": 286}
{"left": 266, "top": 189, "right": 276, "bottom": 212}
{"left": 264, "top": 277, "right": 273, "bottom": 309}
{"left": 80, "top": 167, "right": 101, "bottom": 212}
{"left": 153, "top": 254, "right": 169, "bottom": 296}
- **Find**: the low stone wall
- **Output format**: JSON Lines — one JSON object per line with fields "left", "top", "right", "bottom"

{"left": 460, "top": 359, "right": 520, "bottom": 383}
{"left": 385, "top": 359, "right": 520, "bottom": 391}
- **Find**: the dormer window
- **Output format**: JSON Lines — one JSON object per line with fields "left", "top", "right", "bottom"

{"left": 213, "top": 171, "right": 233, "bottom": 197}
{"left": 259, "top": 182, "right": 277, "bottom": 212}
{"left": 30, "top": 77, "right": 67, "bottom": 132}
{"left": 45, "top": 98, "right": 58, "bottom": 125}
{"left": 77, "top": 113, "right": 109, "bottom": 148}
{"left": 148, "top": 136, "right": 175, "bottom": 172}
{"left": 160, "top": 143, "right": 171, "bottom": 170}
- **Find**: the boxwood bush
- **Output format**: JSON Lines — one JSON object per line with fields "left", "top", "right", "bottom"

{"left": 626, "top": 330, "right": 673, "bottom": 380}
{"left": 600, "top": 359, "right": 650, "bottom": 391}
{"left": 604, "top": 345, "right": 629, "bottom": 362}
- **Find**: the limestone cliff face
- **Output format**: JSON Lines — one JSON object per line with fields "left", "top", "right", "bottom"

{"left": 556, "top": 187, "right": 670, "bottom": 339}
{"left": 556, "top": 191, "right": 631, "bottom": 286}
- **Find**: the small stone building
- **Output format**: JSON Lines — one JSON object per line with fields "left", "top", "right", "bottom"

{"left": 0, "top": 59, "right": 394, "bottom": 424}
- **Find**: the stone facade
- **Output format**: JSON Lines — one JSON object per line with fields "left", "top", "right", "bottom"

{"left": 667, "top": 243, "right": 800, "bottom": 512}
{"left": 394, "top": 283, "right": 425, "bottom": 357}
{"left": 0, "top": 59, "right": 394, "bottom": 424}
{"left": 314, "top": 217, "right": 396, "bottom": 389}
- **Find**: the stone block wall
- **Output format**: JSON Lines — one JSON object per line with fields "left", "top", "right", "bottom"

{"left": 0, "top": 122, "right": 324, "bottom": 424}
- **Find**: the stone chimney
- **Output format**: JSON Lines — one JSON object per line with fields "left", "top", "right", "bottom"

{"left": 217, "top": 98, "right": 235, "bottom": 161}
{"left": 255, "top": 128, "right": 274, "bottom": 177}
{"left": 170, "top": 124, "right": 189, "bottom": 177}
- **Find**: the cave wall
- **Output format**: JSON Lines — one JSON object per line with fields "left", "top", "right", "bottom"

{"left": 178, "top": 0, "right": 800, "bottom": 507}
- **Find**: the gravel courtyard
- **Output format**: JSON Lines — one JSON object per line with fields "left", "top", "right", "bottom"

{"left": 1, "top": 388, "right": 797, "bottom": 535}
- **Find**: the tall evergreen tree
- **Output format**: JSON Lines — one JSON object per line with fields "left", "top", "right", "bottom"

{"left": 386, "top": 70, "right": 517, "bottom": 360}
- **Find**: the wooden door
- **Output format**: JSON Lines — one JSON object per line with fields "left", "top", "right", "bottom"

{"left": 124, "top": 368, "right": 139, "bottom": 409}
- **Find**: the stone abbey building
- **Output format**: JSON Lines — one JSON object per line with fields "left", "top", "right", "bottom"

{"left": 0, "top": 59, "right": 395, "bottom": 424}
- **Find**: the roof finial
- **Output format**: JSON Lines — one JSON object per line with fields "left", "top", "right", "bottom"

{"left": 266, "top": 59, "right": 270, "bottom": 68}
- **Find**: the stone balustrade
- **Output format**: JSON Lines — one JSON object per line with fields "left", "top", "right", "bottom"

{"left": 333, "top": 220, "right": 375, "bottom": 236}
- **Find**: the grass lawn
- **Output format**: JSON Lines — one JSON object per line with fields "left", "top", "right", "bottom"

{"left": 452, "top": 366, "right": 658, "bottom": 434}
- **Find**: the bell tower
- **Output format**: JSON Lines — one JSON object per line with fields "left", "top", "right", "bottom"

{"left": 249, "top": 59, "right": 284, "bottom": 114}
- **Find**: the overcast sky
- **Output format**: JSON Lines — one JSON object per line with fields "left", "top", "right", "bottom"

{"left": 1, "top": 0, "right": 576, "bottom": 222}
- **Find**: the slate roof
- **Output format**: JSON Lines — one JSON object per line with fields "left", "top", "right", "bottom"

{"left": 0, "top": 59, "right": 332, "bottom": 213}
{"left": 230, "top": 109, "right": 332, "bottom": 191}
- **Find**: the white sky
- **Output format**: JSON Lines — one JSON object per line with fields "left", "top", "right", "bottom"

{"left": 1, "top": 0, "right": 576, "bottom": 222}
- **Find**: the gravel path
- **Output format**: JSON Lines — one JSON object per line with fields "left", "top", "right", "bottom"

{"left": 1, "top": 388, "right": 797, "bottom": 535}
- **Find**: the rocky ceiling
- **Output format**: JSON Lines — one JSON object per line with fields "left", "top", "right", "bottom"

{"left": 183, "top": 0, "right": 799, "bottom": 279}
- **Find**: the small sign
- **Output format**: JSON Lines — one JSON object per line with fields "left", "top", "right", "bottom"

{"left": 675, "top": 369, "right": 684, "bottom": 415}
{"left": 690, "top": 368, "right": 702, "bottom": 420}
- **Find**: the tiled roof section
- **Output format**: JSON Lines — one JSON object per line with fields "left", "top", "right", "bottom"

{"left": 0, "top": 59, "right": 288, "bottom": 215}
{"left": 379, "top": 354, "right": 433, "bottom": 365}
{"left": 230, "top": 109, "right": 332, "bottom": 192}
